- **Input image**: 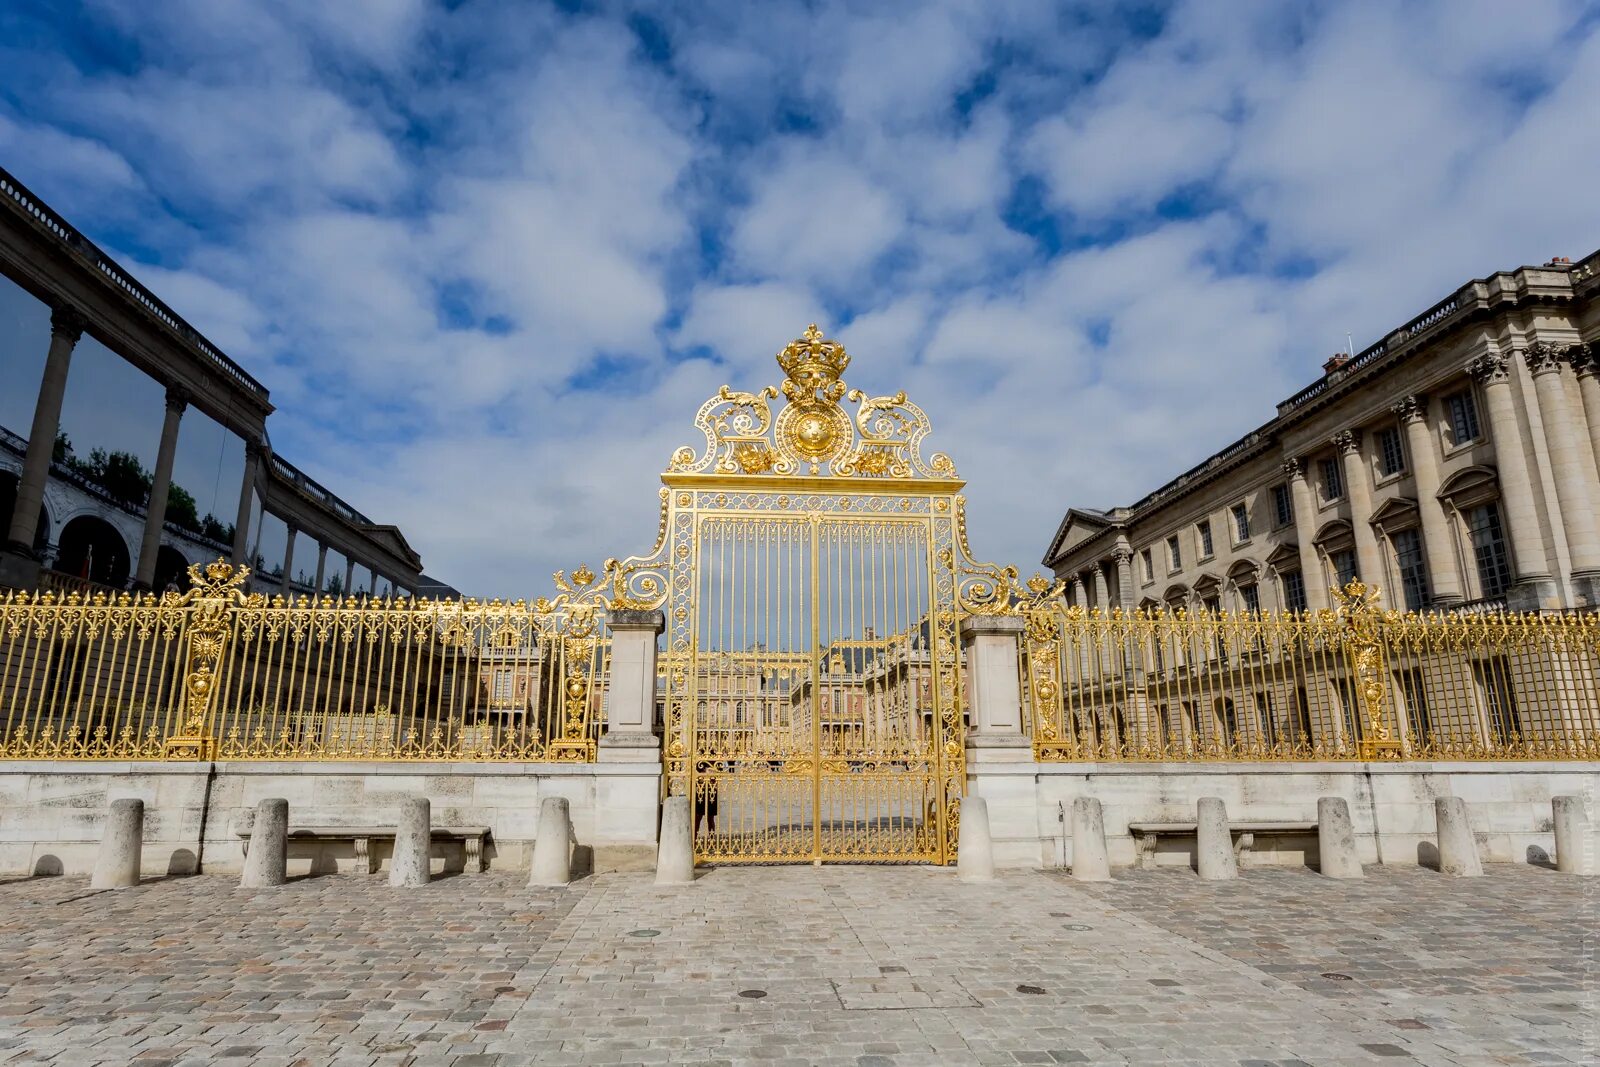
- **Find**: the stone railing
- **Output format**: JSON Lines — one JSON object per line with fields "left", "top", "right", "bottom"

{"left": 0, "top": 165, "right": 269, "bottom": 405}
{"left": 270, "top": 454, "right": 372, "bottom": 525}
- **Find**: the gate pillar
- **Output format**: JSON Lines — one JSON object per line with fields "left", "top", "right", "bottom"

{"left": 601, "top": 609, "right": 664, "bottom": 755}
{"left": 595, "top": 609, "right": 664, "bottom": 872}
{"left": 961, "top": 616, "right": 1042, "bottom": 868}
{"left": 961, "top": 615, "right": 1027, "bottom": 741}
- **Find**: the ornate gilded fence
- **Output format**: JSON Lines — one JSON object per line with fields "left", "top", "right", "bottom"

{"left": 1017, "top": 577, "right": 1600, "bottom": 761}
{"left": 0, "top": 559, "right": 611, "bottom": 762}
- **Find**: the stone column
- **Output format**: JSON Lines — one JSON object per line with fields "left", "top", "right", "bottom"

{"left": 961, "top": 616, "right": 1026, "bottom": 740}
{"left": 313, "top": 542, "right": 328, "bottom": 592}
{"left": 344, "top": 558, "right": 355, "bottom": 594}
{"left": 231, "top": 440, "right": 262, "bottom": 568}
{"left": 1112, "top": 548, "right": 1134, "bottom": 611}
{"left": 1070, "top": 577, "right": 1087, "bottom": 611}
{"left": 1334, "top": 430, "right": 1383, "bottom": 589}
{"left": 134, "top": 385, "right": 188, "bottom": 589}
{"left": 1282, "top": 458, "right": 1328, "bottom": 610}
{"left": 596, "top": 608, "right": 664, "bottom": 871}
{"left": 1091, "top": 564, "right": 1109, "bottom": 611}
{"left": 1569, "top": 344, "right": 1600, "bottom": 481}
{"left": 1469, "top": 352, "right": 1555, "bottom": 607}
{"left": 1525, "top": 343, "right": 1600, "bottom": 601}
{"left": 961, "top": 615, "right": 1036, "bottom": 868}
{"left": 955, "top": 796, "right": 995, "bottom": 882}
{"left": 281, "top": 524, "right": 298, "bottom": 593}
{"left": 602, "top": 609, "right": 664, "bottom": 750}
{"left": 1392, "top": 395, "right": 1462, "bottom": 606}
{"left": 90, "top": 798, "right": 144, "bottom": 889}
{"left": 1, "top": 305, "right": 85, "bottom": 586}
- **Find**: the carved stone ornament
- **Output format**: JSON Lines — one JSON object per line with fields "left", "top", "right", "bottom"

{"left": 1568, "top": 342, "right": 1597, "bottom": 378}
{"left": 1522, "top": 340, "right": 1567, "bottom": 376}
{"left": 1281, "top": 457, "right": 1305, "bottom": 480}
{"left": 49, "top": 304, "right": 86, "bottom": 344}
{"left": 1467, "top": 351, "right": 1510, "bottom": 384}
{"left": 1332, "top": 429, "right": 1361, "bottom": 455}
{"left": 1390, "top": 394, "right": 1427, "bottom": 422}
{"left": 668, "top": 325, "right": 957, "bottom": 479}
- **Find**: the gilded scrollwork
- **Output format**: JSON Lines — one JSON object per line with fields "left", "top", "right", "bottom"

{"left": 666, "top": 325, "right": 960, "bottom": 481}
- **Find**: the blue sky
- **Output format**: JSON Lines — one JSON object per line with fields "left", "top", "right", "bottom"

{"left": 2, "top": 0, "right": 1598, "bottom": 595}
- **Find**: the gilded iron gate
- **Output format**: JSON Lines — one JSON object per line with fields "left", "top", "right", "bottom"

{"left": 600, "top": 325, "right": 1017, "bottom": 864}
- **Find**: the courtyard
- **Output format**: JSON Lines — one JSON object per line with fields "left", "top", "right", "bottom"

{"left": 0, "top": 864, "right": 1592, "bottom": 1066}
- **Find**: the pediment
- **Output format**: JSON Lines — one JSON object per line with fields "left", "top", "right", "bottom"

{"left": 1044, "top": 508, "right": 1116, "bottom": 565}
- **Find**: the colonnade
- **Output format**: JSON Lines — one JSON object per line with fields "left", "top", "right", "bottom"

{"left": 1, "top": 298, "right": 412, "bottom": 597}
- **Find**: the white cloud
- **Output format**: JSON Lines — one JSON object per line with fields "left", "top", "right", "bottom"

{"left": 5, "top": 0, "right": 1597, "bottom": 594}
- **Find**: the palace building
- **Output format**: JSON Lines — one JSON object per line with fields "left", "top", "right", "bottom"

{"left": 0, "top": 165, "right": 427, "bottom": 598}
{"left": 1044, "top": 248, "right": 1600, "bottom": 617}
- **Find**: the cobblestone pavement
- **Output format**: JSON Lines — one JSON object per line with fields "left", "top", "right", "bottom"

{"left": 0, "top": 864, "right": 1593, "bottom": 1066}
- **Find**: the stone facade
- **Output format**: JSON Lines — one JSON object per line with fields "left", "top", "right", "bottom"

{"left": 1045, "top": 250, "right": 1600, "bottom": 615}
{"left": 0, "top": 165, "right": 425, "bottom": 596}
{"left": 0, "top": 759, "right": 662, "bottom": 879}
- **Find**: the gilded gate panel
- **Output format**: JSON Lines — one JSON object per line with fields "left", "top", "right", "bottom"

{"left": 600, "top": 325, "right": 1015, "bottom": 864}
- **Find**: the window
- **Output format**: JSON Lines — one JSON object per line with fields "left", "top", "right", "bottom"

{"left": 1272, "top": 484, "right": 1293, "bottom": 528}
{"left": 1445, "top": 389, "right": 1481, "bottom": 446}
{"left": 1396, "top": 669, "right": 1431, "bottom": 748}
{"left": 1293, "top": 687, "right": 1312, "bottom": 744}
{"left": 1255, "top": 691, "right": 1276, "bottom": 747}
{"left": 492, "top": 669, "right": 515, "bottom": 702}
{"left": 1466, "top": 504, "right": 1511, "bottom": 599}
{"left": 1474, "top": 657, "right": 1520, "bottom": 743}
{"left": 1197, "top": 520, "right": 1214, "bottom": 559}
{"left": 1214, "top": 698, "right": 1238, "bottom": 748}
{"left": 1319, "top": 457, "right": 1344, "bottom": 502}
{"left": 1167, "top": 534, "right": 1181, "bottom": 571}
{"left": 1281, "top": 570, "right": 1307, "bottom": 613}
{"left": 1230, "top": 502, "right": 1250, "bottom": 543}
{"left": 1377, "top": 425, "right": 1406, "bottom": 476}
{"left": 1140, "top": 547, "right": 1153, "bottom": 583}
{"left": 1238, "top": 582, "right": 1260, "bottom": 613}
{"left": 1331, "top": 548, "right": 1358, "bottom": 587}
{"left": 1391, "top": 528, "right": 1430, "bottom": 611}
{"left": 1336, "top": 676, "right": 1361, "bottom": 744}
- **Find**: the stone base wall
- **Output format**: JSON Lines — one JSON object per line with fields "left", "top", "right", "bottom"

{"left": 0, "top": 760, "right": 661, "bottom": 879}
{"left": 975, "top": 760, "right": 1600, "bottom": 870}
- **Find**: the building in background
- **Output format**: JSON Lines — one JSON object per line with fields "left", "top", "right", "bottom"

{"left": 0, "top": 165, "right": 427, "bottom": 597}
{"left": 1045, "top": 249, "right": 1600, "bottom": 616}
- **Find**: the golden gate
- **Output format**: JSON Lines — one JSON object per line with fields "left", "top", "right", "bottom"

{"left": 605, "top": 325, "right": 1016, "bottom": 864}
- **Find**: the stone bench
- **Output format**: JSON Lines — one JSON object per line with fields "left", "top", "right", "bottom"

{"left": 236, "top": 824, "right": 491, "bottom": 874}
{"left": 1128, "top": 820, "right": 1317, "bottom": 870}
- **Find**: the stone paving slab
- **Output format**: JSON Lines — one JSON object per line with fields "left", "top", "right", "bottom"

{"left": 0, "top": 864, "right": 1593, "bottom": 1065}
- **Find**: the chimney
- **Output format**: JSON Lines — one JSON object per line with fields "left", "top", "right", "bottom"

{"left": 1323, "top": 353, "right": 1350, "bottom": 375}
{"left": 1546, "top": 256, "right": 1572, "bottom": 266}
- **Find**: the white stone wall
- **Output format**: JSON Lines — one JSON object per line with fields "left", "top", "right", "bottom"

{"left": 0, "top": 759, "right": 661, "bottom": 879}
{"left": 1021, "top": 760, "right": 1600, "bottom": 870}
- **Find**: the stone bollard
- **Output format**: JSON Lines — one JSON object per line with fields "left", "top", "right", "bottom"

{"left": 655, "top": 795, "right": 695, "bottom": 885}
{"left": 240, "top": 798, "right": 289, "bottom": 889}
{"left": 1069, "top": 797, "right": 1111, "bottom": 882}
{"left": 389, "top": 796, "right": 432, "bottom": 887}
{"left": 957, "top": 797, "right": 995, "bottom": 883}
{"left": 1434, "top": 796, "right": 1482, "bottom": 877}
{"left": 529, "top": 797, "right": 574, "bottom": 887}
{"left": 1196, "top": 796, "right": 1238, "bottom": 881}
{"left": 90, "top": 798, "right": 144, "bottom": 890}
{"left": 1316, "top": 797, "right": 1363, "bottom": 879}
{"left": 1552, "top": 796, "right": 1593, "bottom": 876}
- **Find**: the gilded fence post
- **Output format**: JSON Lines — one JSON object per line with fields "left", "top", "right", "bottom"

{"left": 1331, "top": 579, "right": 1405, "bottom": 760}
{"left": 1017, "top": 575, "right": 1070, "bottom": 760}
{"left": 544, "top": 564, "right": 604, "bottom": 763}
{"left": 163, "top": 559, "right": 255, "bottom": 760}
